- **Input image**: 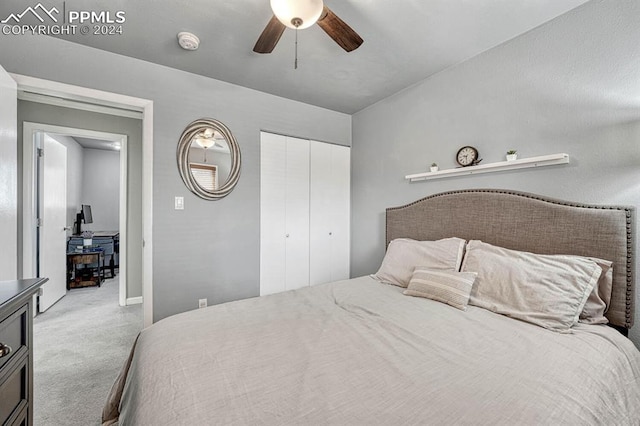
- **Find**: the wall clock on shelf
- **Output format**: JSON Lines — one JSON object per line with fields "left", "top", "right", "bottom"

{"left": 456, "top": 146, "right": 481, "bottom": 167}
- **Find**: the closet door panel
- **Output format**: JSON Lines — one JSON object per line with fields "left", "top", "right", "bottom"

{"left": 309, "top": 141, "right": 333, "bottom": 285}
{"left": 330, "top": 145, "right": 351, "bottom": 281}
{"left": 309, "top": 142, "right": 351, "bottom": 285}
{"left": 261, "top": 133, "right": 348, "bottom": 294}
{"left": 284, "top": 137, "right": 310, "bottom": 290}
{"left": 260, "top": 132, "right": 287, "bottom": 295}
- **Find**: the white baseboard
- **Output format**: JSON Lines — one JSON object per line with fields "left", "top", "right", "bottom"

{"left": 126, "top": 296, "right": 143, "bottom": 305}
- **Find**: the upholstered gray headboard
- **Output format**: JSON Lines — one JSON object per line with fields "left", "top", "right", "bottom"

{"left": 386, "top": 189, "right": 635, "bottom": 330}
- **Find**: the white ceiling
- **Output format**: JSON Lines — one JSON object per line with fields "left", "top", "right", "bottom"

{"left": 1, "top": 0, "right": 589, "bottom": 113}
{"left": 73, "top": 136, "right": 120, "bottom": 151}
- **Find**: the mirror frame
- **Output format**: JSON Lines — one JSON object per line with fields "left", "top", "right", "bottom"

{"left": 177, "top": 118, "right": 241, "bottom": 200}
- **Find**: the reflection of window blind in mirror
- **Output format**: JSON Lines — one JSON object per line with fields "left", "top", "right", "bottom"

{"left": 190, "top": 163, "right": 218, "bottom": 190}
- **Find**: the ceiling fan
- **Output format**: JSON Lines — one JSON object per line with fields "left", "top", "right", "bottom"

{"left": 253, "top": 0, "right": 363, "bottom": 54}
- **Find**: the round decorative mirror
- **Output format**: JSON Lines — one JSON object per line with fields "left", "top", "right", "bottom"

{"left": 177, "top": 118, "right": 241, "bottom": 200}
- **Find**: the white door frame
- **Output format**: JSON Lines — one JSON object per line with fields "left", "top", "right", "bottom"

{"left": 13, "top": 73, "right": 154, "bottom": 328}
{"left": 22, "top": 123, "right": 128, "bottom": 307}
{"left": 0, "top": 66, "right": 17, "bottom": 280}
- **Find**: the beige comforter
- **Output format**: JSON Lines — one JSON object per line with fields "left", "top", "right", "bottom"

{"left": 103, "top": 276, "right": 640, "bottom": 425}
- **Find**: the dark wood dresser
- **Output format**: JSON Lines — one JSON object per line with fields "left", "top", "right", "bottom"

{"left": 0, "top": 278, "right": 47, "bottom": 426}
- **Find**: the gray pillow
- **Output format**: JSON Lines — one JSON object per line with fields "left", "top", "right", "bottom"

{"left": 462, "top": 240, "right": 601, "bottom": 332}
{"left": 371, "top": 237, "right": 466, "bottom": 288}
{"left": 579, "top": 258, "right": 613, "bottom": 325}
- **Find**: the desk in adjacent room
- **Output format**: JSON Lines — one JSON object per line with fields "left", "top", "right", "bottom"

{"left": 66, "top": 248, "right": 105, "bottom": 289}
{"left": 68, "top": 231, "right": 119, "bottom": 277}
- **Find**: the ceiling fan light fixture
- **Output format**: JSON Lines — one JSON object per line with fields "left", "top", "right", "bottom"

{"left": 194, "top": 137, "right": 215, "bottom": 149}
{"left": 270, "top": 0, "right": 324, "bottom": 29}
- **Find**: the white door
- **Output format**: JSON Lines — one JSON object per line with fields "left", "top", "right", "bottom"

{"left": 260, "top": 132, "right": 287, "bottom": 295}
{"left": 284, "top": 137, "right": 310, "bottom": 290}
{"left": 309, "top": 141, "right": 333, "bottom": 285}
{"left": 0, "top": 65, "right": 17, "bottom": 280}
{"left": 330, "top": 145, "right": 351, "bottom": 281}
{"left": 38, "top": 134, "right": 68, "bottom": 312}
{"left": 260, "top": 133, "right": 310, "bottom": 295}
{"left": 310, "top": 142, "right": 350, "bottom": 285}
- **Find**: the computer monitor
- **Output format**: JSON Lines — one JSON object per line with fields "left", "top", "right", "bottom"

{"left": 82, "top": 204, "right": 93, "bottom": 224}
{"left": 74, "top": 204, "right": 93, "bottom": 234}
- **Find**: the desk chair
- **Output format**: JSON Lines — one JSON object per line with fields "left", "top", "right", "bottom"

{"left": 93, "top": 238, "right": 116, "bottom": 278}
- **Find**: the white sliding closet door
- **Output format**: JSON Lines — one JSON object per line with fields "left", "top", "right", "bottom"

{"left": 329, "top": 144, "right": 351, "bottom": 281}
{"left": 309, "top": 142, "right": 333, "bottom": 285}
{"left": 260, "top": 133, "right": 287, "bottom": 295}
{"left": 260, "top": 132, "right": 310, "bottom": 295}
{"left": 284, "top": 138, "right": 310, "bottom": 290}
{"left": 309, "top": 141, "right": 351, "bottom": 285}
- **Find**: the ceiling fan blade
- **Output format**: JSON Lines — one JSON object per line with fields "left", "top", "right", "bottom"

{"left": 253, "top": 15, "right": 286, "bottom": 54}
{"left": 316, "top": 6, "right": 363, "bottom": 52}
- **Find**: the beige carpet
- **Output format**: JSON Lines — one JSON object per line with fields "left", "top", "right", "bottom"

{"left": 33, "top": 276, "right": 142, "bottom": 425}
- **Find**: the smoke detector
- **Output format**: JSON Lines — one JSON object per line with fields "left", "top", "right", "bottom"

{"left": 178, "top": 32, "right": 200, "bottom": 51}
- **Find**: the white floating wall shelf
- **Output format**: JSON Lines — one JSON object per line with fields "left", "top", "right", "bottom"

{"left": 405, "top": 153, "right": 570, "bottom": 182}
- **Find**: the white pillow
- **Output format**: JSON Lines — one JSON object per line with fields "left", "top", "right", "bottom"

{"left": 462, "top": 240, "right": 601, "bottom": 332}
{"left": 371, "top": 237, "right": 466, "bottom": 288}
{"left": 404, "top": 268, "right": 477, "bottom": 311}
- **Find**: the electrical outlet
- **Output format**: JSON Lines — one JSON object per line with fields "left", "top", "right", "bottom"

{"left": 198, "top": 298, "right": 207, "bottom": 309}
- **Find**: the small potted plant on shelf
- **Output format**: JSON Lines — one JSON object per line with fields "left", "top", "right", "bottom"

{"left": 506, "top": 150, "right": 518, "bottom": 161}
{"left": 430, "top": 162, "right": 439, "bottom": 172}
{"left": 82, "top": 230, "right": 94, "bottom": 247}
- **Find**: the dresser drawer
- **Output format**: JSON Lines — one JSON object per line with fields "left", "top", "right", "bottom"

{"left": 0, "top": 304, "right": 28, "bottom": 372}
{"left": 0, "top": 357, "right": 28, "bottom": 425}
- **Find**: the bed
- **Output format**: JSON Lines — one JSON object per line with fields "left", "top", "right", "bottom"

{"left": 103, "top": 189, "right": 640, "bottom": 425}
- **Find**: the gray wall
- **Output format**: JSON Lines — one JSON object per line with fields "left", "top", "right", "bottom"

{"left": 1, "top": 35, "right": 351, "bottom": 321}
{"left": 351, "top": 0, "right": 640, "bottom": 347}
{"left": 17, "top": 100, "right": 143, "bottom": 299}
{"left": 81, "top": 148, "right": 120, "bottom": 232}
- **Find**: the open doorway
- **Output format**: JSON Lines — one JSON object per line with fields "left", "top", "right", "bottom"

{"left": 12, "top": 72, "right": 154, "bottom": 327}
{"left": 22, "top": 123, "right": 129, "bottom": 310}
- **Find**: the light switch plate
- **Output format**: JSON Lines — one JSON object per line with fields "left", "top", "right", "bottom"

{"left": 175, "top": 196, "right": 184, "bottom": 210}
